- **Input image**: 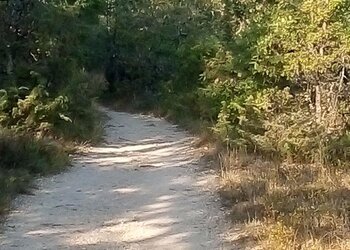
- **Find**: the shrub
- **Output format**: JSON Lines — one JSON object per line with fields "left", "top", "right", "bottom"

{"left": 0, "top": 84, "right": 71, "bottom": 137}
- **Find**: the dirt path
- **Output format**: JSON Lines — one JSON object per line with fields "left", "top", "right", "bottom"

{"left": 0, "top": 107, "right": 230, "bottom": 249}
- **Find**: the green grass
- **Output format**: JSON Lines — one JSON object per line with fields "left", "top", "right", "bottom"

{"left": 0, "top": 130, "right": 69, "bottom": 215}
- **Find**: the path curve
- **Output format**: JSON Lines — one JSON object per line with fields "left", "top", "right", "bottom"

{"left": 1, "top": 107, "right": 229, "bottom": 249}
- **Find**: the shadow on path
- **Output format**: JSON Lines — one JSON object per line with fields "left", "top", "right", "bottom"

{"left": 0, "top": 108, "right": 228, "bottom": 250}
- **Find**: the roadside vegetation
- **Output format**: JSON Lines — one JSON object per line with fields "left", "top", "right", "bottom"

{"left": 104, "top": 0, "right": 350, "bottom": 249}
{"left": 1, "top": 0, "right": 350, "bottom": 249}
{"left": 0, "top": 0, "right": 105, "bottom": 214}
{"left": 0, "top": 131, "right": 68, "bottom": 214}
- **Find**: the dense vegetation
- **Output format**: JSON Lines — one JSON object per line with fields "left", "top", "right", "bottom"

{"left": 1, "top": 0, "right": 350, "bottom": 249}
{"left": 0, "top": 0, "right": 104, "bottom": 213}
{"left": 106, "top": 1, "right": 350, "bottom": 248}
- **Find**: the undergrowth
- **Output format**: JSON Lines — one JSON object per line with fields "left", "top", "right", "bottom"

{"left": 0, "top": 0, "right": 104, "bottom": 216}
{"left": 2, "top": 0, "right": 350, "bottom": 248}
{"left": 219, "top": 150, "right": 350, "bottom": 250}
{"left": 0, "top": 130, "right": 69, "bottom": 215}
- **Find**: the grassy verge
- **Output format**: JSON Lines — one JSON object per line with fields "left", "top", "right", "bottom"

{"left": 0, "top": 97, "right": 104, "bottom": 215}
{"left": 104, "top": 95, "right": 350, "bottom": 249}
{"left": 219, "top": 151, "right": 350, "bottom": 250}
{"left": 55, "top": 101, "right": 105, "bottom": 144}
{"left": 0, "top": 131, "right": 69, "bottom": 215}
{"left": 148, "top": 97, "right": 350, "bottom": 249}
{"left": 151, "top": 96, "right": 350, "bottom": 249}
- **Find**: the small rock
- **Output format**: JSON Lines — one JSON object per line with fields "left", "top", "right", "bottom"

{"left": 139, "top": 164, "right": 158, "bottom": 168}
{"left": 145, "top": 123, "right": 156, "bottom": 127}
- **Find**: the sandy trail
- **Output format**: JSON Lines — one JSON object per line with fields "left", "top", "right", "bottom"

{"left": 0, "top": 107, "right": 229, "bottom": 249}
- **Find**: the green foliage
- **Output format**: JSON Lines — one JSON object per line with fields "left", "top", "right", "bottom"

{"left": 102, "top": 1, "right": 350, "bottom": 248}
{"left": 1, "top": 0, "right": 350, "bottom": 246}
{"left": 0, "top": 84, "right": 70, "bottom": 136}
{"left": 0, "top": 0, "right": 105, "bottom": 213}
{"left": 103, "top": 0, "right": 350, "bottom": 169}
{"left": 0, "top": 0, "right": 106, "bottom": 140}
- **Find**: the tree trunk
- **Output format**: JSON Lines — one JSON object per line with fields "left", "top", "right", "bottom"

{"left": 315, "top": 85, "right": 322, "bottom": 124}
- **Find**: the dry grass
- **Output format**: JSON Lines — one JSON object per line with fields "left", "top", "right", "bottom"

{"left": 219, "top": 150, "right": 350, "bottom": 250}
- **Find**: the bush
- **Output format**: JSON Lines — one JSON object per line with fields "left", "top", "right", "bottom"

{"left": 0, "top": 0, "right": 106, "bottom": 215}
{"left": 0, "top": 84, "right": 70, "bottom": 137}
